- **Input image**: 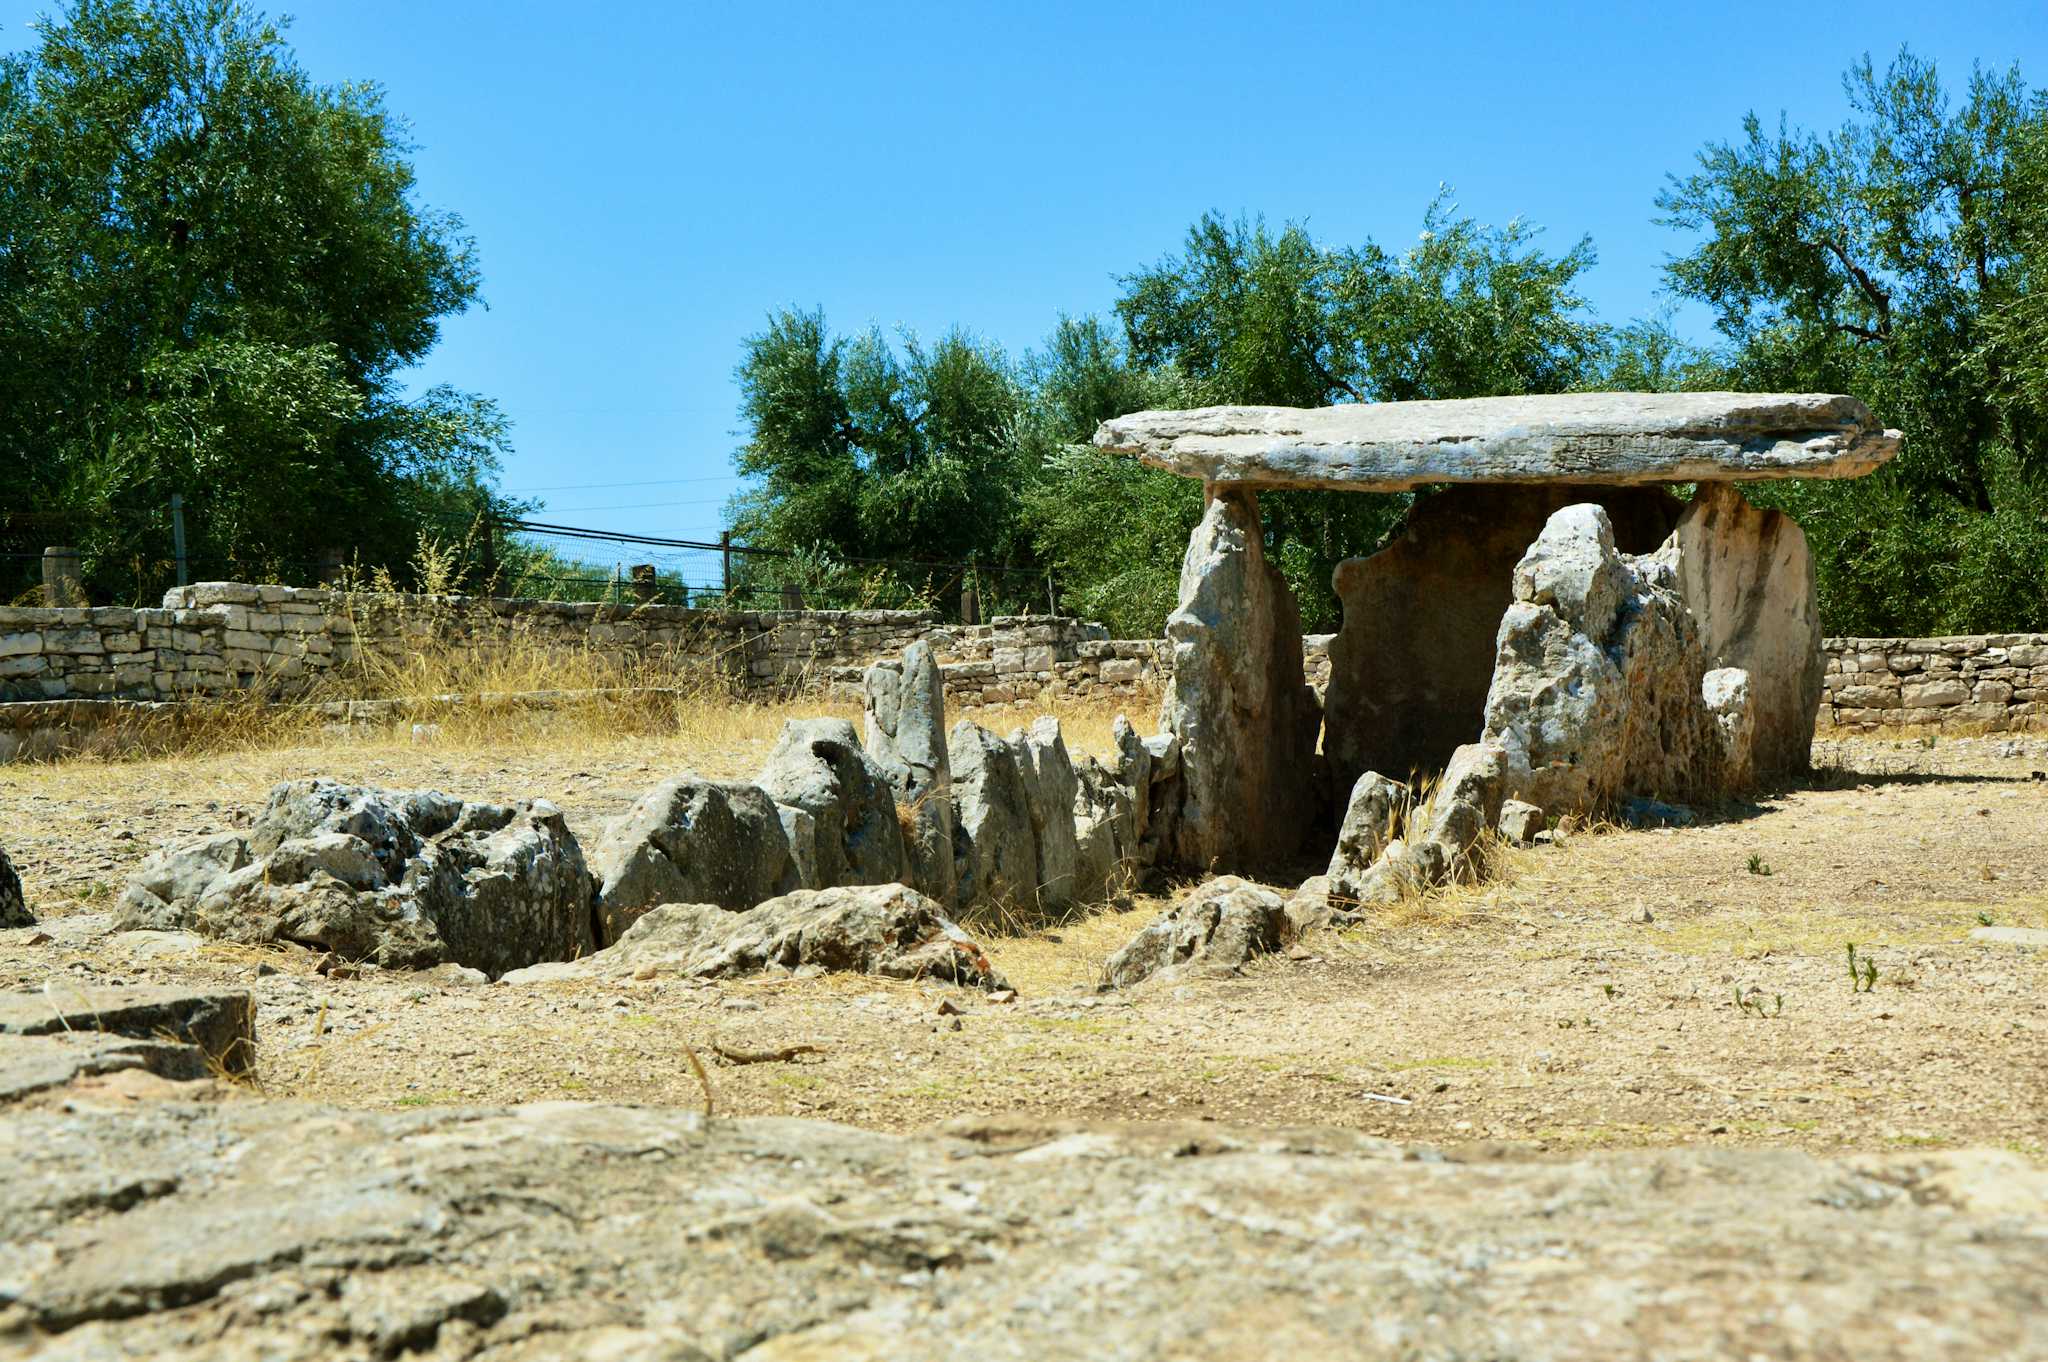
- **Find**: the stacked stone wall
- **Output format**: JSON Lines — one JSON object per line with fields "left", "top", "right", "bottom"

{"left": 4, "top": 582, "right": 2042, "bottom": 750}
{"left": 1818, "top": 635, "right": 2048, "bottom": 733}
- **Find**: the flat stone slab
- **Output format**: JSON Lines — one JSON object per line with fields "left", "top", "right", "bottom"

{"left": 0, "top": 984, "right": 254, "bottom": 1074}
{"left": 1094, "top": 392, "right": 1899, "bottom": 490}
{"left": 1970, "top": 926, "right": 2048, "bottom": 947}
{"left": 0, "top": 1032, "right": 212, "bottom": 1103}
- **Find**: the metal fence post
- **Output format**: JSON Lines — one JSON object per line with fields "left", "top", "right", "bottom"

{"left": 720, "top": 530, "right": 732, "bottom": 598}
{"left": 169, "top": 493, "right": 188, "bottom": 587}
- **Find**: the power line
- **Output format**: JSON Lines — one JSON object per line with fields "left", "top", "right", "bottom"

{"left": 504, "top": 474, "right": 746, "bottom": 493}
{"left": 535, "top": 498, "right": 732, "bottom": 513}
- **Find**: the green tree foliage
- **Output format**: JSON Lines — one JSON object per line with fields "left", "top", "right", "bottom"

{"left": 725, "top": 310, "right": 1034, "bottom": 610}
{"left": 1658, "top": 50, "right": 2048, "bottom": 633}
{"left": 0, "top": 0, "right": 509, "bottom": 603}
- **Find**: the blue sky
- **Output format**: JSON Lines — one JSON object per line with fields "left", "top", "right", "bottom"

{"left": 4, "top": 1, "right": 2045, "bottom": 542}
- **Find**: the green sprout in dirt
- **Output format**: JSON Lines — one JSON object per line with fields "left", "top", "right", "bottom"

{"left": 1846, "top": 943, "right": 1879, "bottom": 993}
{"left": 1733, "top": 986, "right": 1783, "bottom": 1018}
{"left": 1745, "top": 853, "right": 1773, "bottom": 877}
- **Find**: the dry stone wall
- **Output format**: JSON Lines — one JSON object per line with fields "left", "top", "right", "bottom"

{"left": 2, "top": 580, "right": 2042, "bottom": 749}
{"left": 1818, "top": 635, "right": 2048, "bottom": 733}
{"left": 0, "top": 583, "right": 949, "bottom": 703}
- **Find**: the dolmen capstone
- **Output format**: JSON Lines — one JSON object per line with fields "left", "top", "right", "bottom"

{"left": 1096, "top": 391, "right": 1900, "bottom": 883}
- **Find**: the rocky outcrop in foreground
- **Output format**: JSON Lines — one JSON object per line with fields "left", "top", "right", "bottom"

{"left": 1, "top": 1101, "right": 2039, "bottom": 1360}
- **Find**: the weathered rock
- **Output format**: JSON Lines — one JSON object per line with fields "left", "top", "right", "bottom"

{"left": 1325, "top": 771, "right": 1410, "bottom": 903}
{"left": 0, "top": 841, "right": 26, "bottom": 928}
{"left": 2, "top": 1102, "right": 2041, "bottom": 1360}
{"left": 1672, "top": 481, "right": 1823, "bottom": 775}
{"left": 1481, "top": 505, "right": 1728, "bottom": 815}
{"left": 1016, "top": 717, "right": 1080, "bottom": 907}
{"left": 1283, "top": 874, "right": 1334, "bottom": 935}
{"left": 589, "top": 777, "right": 799, "bottom": 942}
{"left": 1102, "top": 876, "right": 1291, "bottom": 988}
{"left": 0, "top": 1032, "right": 222, "bottom": 1103}
{"left": 948, "top": 720, "right": 1040, "bottom": 912}
{"left": 1420, "top": 740, "right": 1508, "bottom": 867}
{"left": 1096, "top": 391, "right": 1900, "bottom": 490}
{"left": 505, "top": 883, "right": 1006, "bottom": 990}
{"left": 0, "top": 984, "right": 255, "bottom": 1074}
{"left": 1498, "top": 799, "right": 1546, "bottom": 846}
{"left": 113, "top": 780, "right": 599, "bottom": 978}
{"left": 1072, "top": 755, "right": 1139, "bottom": 906}
{"left": 864, "top": 641, "right": 958, "bottom": 906}
{"left": 1349, "top": 837, "right": 1451, "bottom": 907}
{"left": 115, "top": 830, "right": 250, "bottom": 929}
{"left": 1160, "top": 486, "right": 1320, "bottom": 871}
{"left": 1703, "top": 666, "right": 1758, "bottom": 789}
{"left": 755, "top": 718, "right": 908, "bottom": 891}
{"left": 1324, "top": 486, "right": 1684, "bottom": 793}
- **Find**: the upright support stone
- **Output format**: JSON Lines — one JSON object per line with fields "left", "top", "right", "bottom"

{"left": 864, "top": 641, "right": 957, "bottom": 907}
{"left": 1160, "top": 485, "right": 1320, "bottom": 872}
{"left": 1670, "top": 482, "right": 1823, "bottom": 776}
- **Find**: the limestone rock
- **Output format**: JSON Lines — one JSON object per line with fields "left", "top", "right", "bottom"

{"left": 1420, "top": 740, "right": 1508, "bottom": 867}
{"left": 1160, "top": 487, "right": 1320, "bottom": 871}
{"left": 948, "top": 721, "right": 1040, "bottom": 912}
{"left": 1324, "top": 486, "right": 1683, "bottom": 795}
{"left": 1102, "top": 876, "right": 1291, "bottom": 988}
{"left": 1498, "top": 799, "right": 1546, "bottom": 846}
{"left": 0, "top": 841, "right": 26, "bottom": 928}
{"left": 864, "top": 641, "right": 958, "bottom": 906}
{"left": 1334, "top": 837, "right": 1448, "bottom": 909}
{"left": 1481, "top": 505, "right": 1728, "bottom": 815}
{"left": 755, "top": 718, "right": 907, "bottom": 890}
{"left": 1095, "top": 391, "right": 1900, "bottom": 490}
{"left": 2, "top": 1103, "right": 2041, "bottom": 1360}
{"left": 1672, "top": 482, "right": 1823, "bottom": 776}
{"left": 1016, "top": 717, "right": 1080, "bottom": 907}
{"left": 1072, "top": 755, "right": 1139, "bottom": 906}
{"left": 1283, "top": 874, "right": 1334, "bottom": 935}
{"left": 506, "top": 883, "right": 1007, "bottom": 990}
{"left": 590, "top": 777, "right": 799, "bottom": 943}
{"left": 113, "top": 779, "right": 598, "bottom": 978}
{"left": 0, "top": 984, "right": 255, "bottom": 1075}
{"left": 115, "top": 831, "right": 251, "bottom": 929}
{"left": 1326, "top": 771, "right": 1410, "bottom": 902}
{"left": 0, "top": 1032, "right": 221, "bottom": 1103}
{"left": 1703, "top": 666, "right": 1758, "bottom": 790}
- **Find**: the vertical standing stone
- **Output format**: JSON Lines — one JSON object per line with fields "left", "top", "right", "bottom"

{"left": 1159, "top": 485, "right": 1320, "bottom": 871}
{"left": 863, "top": 641, "right": 957, "bottom": 907}
{"left": 1669, "top": 482, "right": 1823, "bottom": 776}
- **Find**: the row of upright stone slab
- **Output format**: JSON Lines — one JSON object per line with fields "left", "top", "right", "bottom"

{"left": 1098, "top": 391, "right": 1900, "bottom": 873}
{"left": 109, "top": 640, "right": 1179, "bottom": 977}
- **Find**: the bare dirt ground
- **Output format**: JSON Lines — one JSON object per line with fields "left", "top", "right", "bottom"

{"left": 2, "top": 712, "right": 2044, "bottom": 1161}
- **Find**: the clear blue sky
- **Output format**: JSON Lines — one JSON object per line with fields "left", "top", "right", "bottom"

{"left": 4, "top": 1, "right": 2045, "bottom": 542}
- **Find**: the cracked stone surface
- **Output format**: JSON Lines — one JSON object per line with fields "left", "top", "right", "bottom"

{"left": 0, "top": 1102, "right": 2042, "bottom": 1360}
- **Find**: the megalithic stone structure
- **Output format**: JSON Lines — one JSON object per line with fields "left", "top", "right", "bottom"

{"left": 1099, "top": 392, "right": 1900, "bottom": 874}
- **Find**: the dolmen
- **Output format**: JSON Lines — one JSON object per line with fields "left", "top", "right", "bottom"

{"left": 1096, "top": 391, "right": 1900, "bottom": 891}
